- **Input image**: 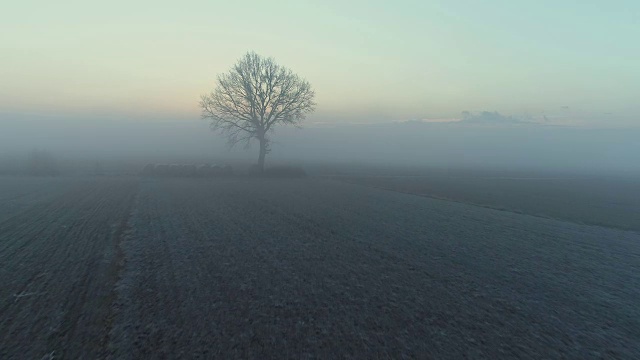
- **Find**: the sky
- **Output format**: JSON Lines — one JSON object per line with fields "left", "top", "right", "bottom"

{"left": 1, "top": 0, "right": 639, "bottom": 127}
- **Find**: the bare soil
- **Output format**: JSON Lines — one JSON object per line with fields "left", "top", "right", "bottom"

{"left": 1, "top": 176, "right": 639, "bottom": 359}
{"left": 331, "top": 174, "right": 640, "bottom": 232}
{"left": 0, "top": 177, "right": 138, "bottom": 359}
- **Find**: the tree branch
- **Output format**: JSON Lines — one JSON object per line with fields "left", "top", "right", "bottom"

{"left": 199, "top": 51, "right": 316, "bottom": 154}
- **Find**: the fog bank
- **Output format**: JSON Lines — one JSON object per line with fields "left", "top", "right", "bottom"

{"left": 1, "top": 114, "right": 639, "bottom": 176}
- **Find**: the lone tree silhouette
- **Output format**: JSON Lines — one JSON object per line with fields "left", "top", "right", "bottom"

{"left": 200, "top": 51, "right": 316, "bottom": 172}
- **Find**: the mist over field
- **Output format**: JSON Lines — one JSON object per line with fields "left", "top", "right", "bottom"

{"left": 2, "top": 113, "right": 639, "bottom": 176}
{"left": 3, "top": 0, "right": 640, "bottom": 358}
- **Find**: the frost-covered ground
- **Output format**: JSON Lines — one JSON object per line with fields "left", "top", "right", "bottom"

{"left": 1, "top": 176, "right": 639, "bottom": 359}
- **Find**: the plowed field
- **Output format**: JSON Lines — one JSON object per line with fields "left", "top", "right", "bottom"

{"left": 1, "top": 177, "right": 638, "bottom": 359}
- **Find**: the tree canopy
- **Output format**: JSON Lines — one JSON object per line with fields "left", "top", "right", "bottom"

{"left": 200, "top": 52, "right": 315, "bottom": 171}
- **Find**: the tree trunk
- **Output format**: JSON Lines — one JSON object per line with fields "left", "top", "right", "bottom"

{"left": 257, "top": 137, "right": 267, "bottom": 172}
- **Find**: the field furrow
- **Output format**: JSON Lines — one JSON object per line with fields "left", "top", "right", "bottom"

{"left": 0, "top": 177, "right": 138, "bottom": 359}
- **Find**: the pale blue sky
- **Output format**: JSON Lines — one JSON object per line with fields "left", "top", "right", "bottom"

{"left": 1, "top": 0, "right": 638, "bottom": 125}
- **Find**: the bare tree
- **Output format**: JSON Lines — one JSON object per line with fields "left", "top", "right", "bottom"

{"left": 200, "top": 51, "right": 316, "bottom": 172}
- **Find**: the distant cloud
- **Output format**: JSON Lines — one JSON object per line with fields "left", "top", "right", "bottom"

{"left": 459, "top": 111, "right": 527, "bottom": 124}
{"left": 397, "top": 118, "right": 459, "bottom": 124}
{"left": 395, "top": 113, "right": 537, "bottom": 126}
